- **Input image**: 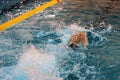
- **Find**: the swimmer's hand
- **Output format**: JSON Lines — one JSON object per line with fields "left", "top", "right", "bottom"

{"left": 80, "top": 32, "right": 88, "bottom": 47}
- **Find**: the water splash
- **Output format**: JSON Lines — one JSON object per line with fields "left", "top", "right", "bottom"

{"left": 0, "top": 45, "right": 62, "bottom": 80}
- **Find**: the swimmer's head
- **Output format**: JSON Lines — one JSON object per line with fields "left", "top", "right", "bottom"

{"left": 68, "top": 43, "right": 79, "bottom": 50}
{"left": 68, "top": 32, "right": 88, "bottom": 50}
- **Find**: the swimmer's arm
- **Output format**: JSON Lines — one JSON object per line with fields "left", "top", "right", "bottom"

{"left": 80, "top": 32, "right": 88, "bottom": 47}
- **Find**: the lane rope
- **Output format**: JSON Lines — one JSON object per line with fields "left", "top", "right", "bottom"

{"left": 0, "top": 0, "right": 61, "bottom": 32}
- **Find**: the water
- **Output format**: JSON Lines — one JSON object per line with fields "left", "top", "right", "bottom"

{"left": 0, "top": 0, "right": 120, "bottom": 80}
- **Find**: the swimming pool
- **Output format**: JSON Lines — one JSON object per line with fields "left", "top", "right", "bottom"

{"left": 0, "top": 0, "right": 120, "bottom": 80}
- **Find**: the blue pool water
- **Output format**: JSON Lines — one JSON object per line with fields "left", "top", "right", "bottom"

{"left": 0, "top": 0, "right": 120, "bottom": 80}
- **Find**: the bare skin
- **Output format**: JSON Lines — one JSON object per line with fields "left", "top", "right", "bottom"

{"left": 68, "top": 32, "right": 88, "bottom": 49}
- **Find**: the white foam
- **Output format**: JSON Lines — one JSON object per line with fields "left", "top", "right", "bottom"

{"left": 44, "top": 14, "right": 56, "bottom": 18}
{"left": 17, "top": 45, "right": 62, "bottom": 80}
{"left": 70, "top": 24, "right": 87, "bottom": 32}
{"left": 0, "top": 45, "right": 62, "bottom": 80}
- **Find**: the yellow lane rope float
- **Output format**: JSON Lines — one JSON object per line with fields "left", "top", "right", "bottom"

{"left": 0, "top": 0, "right": 61, "bottom": 32}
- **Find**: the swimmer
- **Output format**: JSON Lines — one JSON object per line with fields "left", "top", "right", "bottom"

{"left": 68, "top": 32, "right": 88, "bottom": 49}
